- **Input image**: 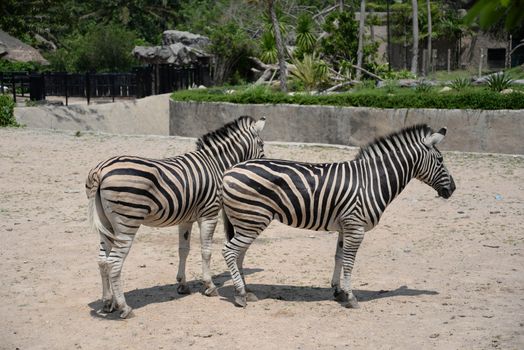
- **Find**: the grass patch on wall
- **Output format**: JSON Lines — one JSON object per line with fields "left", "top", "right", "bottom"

{"left": 172, "top": 85, "right": 524, "bottom": 110}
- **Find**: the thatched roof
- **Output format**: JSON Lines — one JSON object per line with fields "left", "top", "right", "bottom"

{"left": 0, "top": 30, "right": 49, "bottom": 65}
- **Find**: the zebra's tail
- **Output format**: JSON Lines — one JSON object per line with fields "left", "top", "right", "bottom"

{"left": 222, "top": 210, "right": 235, "bottom": 242}
{"left": 86, "top": 168, "right": 122, "bottom": 246}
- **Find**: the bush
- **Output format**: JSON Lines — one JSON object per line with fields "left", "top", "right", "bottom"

{"left": 0, "top": 95, "right": 19, "bottom": 127}
{"left": 486, "top": 72, "right": 514, "bottom": 92}
{"left": 450, "top": 77, "right": 472, "bottom": 92}
{"left": 172, "top": 85, "right": 524, "bottom": 110}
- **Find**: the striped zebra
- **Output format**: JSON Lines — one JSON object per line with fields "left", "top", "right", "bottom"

{"left": 222, "top": 124, "right": 456, "bottom": 308}
{"left": 85, "top": 116, "right": 266, "bottom": 318}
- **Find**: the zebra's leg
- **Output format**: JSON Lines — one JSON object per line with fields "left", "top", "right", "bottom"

{"left": 176, "top": 222, "right": 194, "bottom": 295}
{"left": 222, "top": 232, "right": 258, "bottom": 307}
{"left": 331, "top": 232, "right": 346, "bottom": 302}
{"left": 106, "top": 231, "right": 137, "bottom": 319}
{"left": 340, "top": 225, "right": 365, "bottom": 309}
{"left": 237, "top": 250, "right": 258, "bottom": 302}
{"left": 198, "top": 217, "right": 219, "bottom": 296}
{"left": 97, "top": 235, "right": 114, "bottom": 313}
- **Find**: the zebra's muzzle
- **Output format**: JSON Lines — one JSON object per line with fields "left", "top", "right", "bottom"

{"left": 438, "top": 176, "right": 456, "bottom": 199}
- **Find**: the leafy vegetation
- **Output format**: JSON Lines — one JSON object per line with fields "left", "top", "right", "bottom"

{"left": 486, "top": 72, "right": 514, "bottom": 92}
{"left": 0, "top": 95, "right": 19, "bottom": 127}
{"left": 450, "top": 77, "right": 472, "bottom": 92}
{"left": 172, "top": 85, "right": 524, "bottom": 110}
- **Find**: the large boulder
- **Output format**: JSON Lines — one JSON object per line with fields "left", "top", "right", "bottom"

{"left": 0, "top": 29, "right": 49, "bottom": 65}
{"left": 132, "top": 30, "right": 211, "bottom": 65}
{"left": 162, "top": 30, "right": 210, "bottom": 48}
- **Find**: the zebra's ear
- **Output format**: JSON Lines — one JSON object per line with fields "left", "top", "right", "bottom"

{"left": 253, "top": 117, "right": 266, "bottom": 134}
{"left": 423, "top": 127, "right": 447, "bottom": 147}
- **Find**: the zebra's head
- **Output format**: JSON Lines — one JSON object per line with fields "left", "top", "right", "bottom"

{"left": 248, "top": 116, "right": 267, "bottom": 160}
{"left": 417, "top": 127, "right": 456, "bottom": 199}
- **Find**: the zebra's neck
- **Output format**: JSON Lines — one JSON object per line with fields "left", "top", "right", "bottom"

{"left": 360, "top": 143, "right": 424, "bottom": 209}
{"left": 197, "top": 145, "right": 242, "bottom": 174}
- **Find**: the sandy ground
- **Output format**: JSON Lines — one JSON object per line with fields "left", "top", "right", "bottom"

{"left": 0, "top": 127, "right": 523, "bottom": 350}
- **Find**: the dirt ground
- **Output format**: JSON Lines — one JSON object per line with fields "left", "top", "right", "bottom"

{"left": 0, "top": 127, "right": 523, "bottom": 350}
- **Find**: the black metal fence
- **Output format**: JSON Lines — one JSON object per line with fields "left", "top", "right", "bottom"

{"left": 0, "top": 63, "right": 211, "bottom": 105}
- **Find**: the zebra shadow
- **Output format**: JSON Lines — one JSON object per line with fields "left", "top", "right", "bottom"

{"left": 218, "top": 284, "right": 438, "bottom": 305}
{"left": 88, "top": 268, "right": 263, "bottom": 319}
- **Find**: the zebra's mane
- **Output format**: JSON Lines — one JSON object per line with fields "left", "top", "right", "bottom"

{"left": 356, "top": 124, "right": 433, "bottom": 160}
{"left": 196, "top": 116, "right": 255, "bottom": 151}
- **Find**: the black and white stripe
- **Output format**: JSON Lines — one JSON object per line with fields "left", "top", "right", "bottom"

{"left": 86, "top": 116, "right": 266, "bottom": 318}
{"left": 222, "top": 124, "right": 455, "bottom": 308}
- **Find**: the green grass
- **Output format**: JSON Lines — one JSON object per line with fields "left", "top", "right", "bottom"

{"left": 172, "top": 85, "right": 524, "bottom": 110}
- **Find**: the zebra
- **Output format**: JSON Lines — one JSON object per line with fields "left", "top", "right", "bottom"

{"left": 221, "top": 124, "right": 456, "bottom": 308}
{"left": 85, "top": 116, "right": 266, "bottom": 318}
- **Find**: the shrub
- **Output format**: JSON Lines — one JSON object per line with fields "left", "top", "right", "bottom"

{"left": 172, "top": 85, "right": 524, "bottom": 110}
{"left": 486, "top": 72, "right": 514, "bottom": 92}
{"left": 0, "top": 95, "right": 19, "bottom": 127}
{"left": 289, "top": 54, "right": 329, "bottom": 91}
{"left": 450, "top": 77, "right": 472, "bottom": 91}
{"left": 415, "top": 79, "right": 433, "bottom": 93}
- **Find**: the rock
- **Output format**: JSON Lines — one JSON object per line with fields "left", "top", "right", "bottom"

{"left": 473, "top": 71, "right": 504, "bottom": 85}
{"left": 132, "top": 30, "right": 211, "bottom": 65}
{"left": 162, "top": 30, "right": 210, "bottom": 48}
{"left": 500, "top": 88, "right": 514, "bottom": 94}
{"left": 34, "top": 34, "right": 57, "bottom": 51}
{"left": 439, "top": 86, "right": 452, "bottom": 92}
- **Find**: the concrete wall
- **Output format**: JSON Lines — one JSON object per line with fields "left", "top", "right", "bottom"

{"left": 15, "top": 93, "right": 171, "bottom": 136}
{"left": 170, "top": 100, "right": 524, "bottom": 155}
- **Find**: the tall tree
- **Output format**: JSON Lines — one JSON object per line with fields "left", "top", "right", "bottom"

{"left": 411, "top": 0, "right": 419, "bottom": 75}
{"left": 356, "top": 0, "right": 366, "bottom": 80}
{"left": 426, "top": 0, "right": 432, "bottom": 75}
{"left": 268, "top": 0, "right": 288, "bottom": 92}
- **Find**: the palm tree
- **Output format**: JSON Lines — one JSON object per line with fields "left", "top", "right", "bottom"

{"left": 411, "top": 0, "right": 419, "bottom": 75}
{"left": 356, "top": 0, "right": 366, "bottom": 80}
{"left": 268, "top": 0, "right": 288, "bottom": 92}
{"left": 426, "top": 0, "right": 432, "bottom": 75}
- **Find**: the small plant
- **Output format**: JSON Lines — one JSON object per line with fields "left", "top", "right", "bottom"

{"left": 486, "top": 72, "right": 514, "bottom": 92}
{"left": 75, "top": 130, "right": 82, "bottom": 137}
{"left": 356, "top": 79, "right": 377, "bottom": 90}
{"left": 415, "top": 79, "right": 433, "bottom": 93}
{"left": 0, "top": 95, "right": 19, "bottom": 127}
{"left": 289, "top": 54, "right": 329, "bottom": 91}
{"left": 450, "top": 77, "right": 472, "bottom": 91}
{"left": 382, "top": 79, "right": 399, "bottom": 94}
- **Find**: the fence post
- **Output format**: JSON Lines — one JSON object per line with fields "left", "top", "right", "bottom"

{"left": 85, "top": 72, "right": 91, "bottom": 105}
{"left": 447, "top": 49, "right": 451, "bottom": 73}
{"left": 12, "top": 73, "right": 16, "bottom": 103}
{"left": 65, "top": 73, "right": 68, "bottom": 106}
{"left": 479, "top": 48, "right": 484, "bottom": 78}
{"left": 111, "top": 74, "right": 115, "bottom": 102}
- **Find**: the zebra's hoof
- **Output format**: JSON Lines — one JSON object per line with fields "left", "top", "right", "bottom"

{"left": 101, "top": 298, "right": 115, "bottom": 313}
{"left": 246, "top": 292, "right": 258, "bottom": 302}
{"left": 345, "top": 295, "right": 360, "bottom": 309}
{"left": 204, "top": 286, "right": 218, "bottom": 297}
{"left": 334, "top": 289, "right": 348, "bottom": 303}
{"left": 177, "top": 284, "right": 191, "bottom": 295}
{"left": 119, "top": 305, "right": 133, "bottom": 319}
{"left": 234, "top": 294, "right": 247, "bottom": 308}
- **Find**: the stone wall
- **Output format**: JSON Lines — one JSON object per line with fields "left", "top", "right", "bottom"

{"left": 15, "top": 94, "right": 171, "bottom": 136}
{"left": 170, "top": 100, "right": 524, "bottom": 155}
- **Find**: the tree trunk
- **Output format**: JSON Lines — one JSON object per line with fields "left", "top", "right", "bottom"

{"left": 338, "top": 0, "right": 344, "bottom": 11}
{"left": 268, "top": 0, "right": 287, "bottom": 92}
{"left": 426, "top": 0, "right": 432, "bottom": 75}
{"left": 356, "top": 0, "right": 366, "bottom": 80}
{"left": 411, "top": 0, "right": 419, "bottom": 75}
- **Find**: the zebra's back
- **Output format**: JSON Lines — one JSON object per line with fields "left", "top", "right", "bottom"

{"left": 222, "top": 159, "right": 362, "bottom": 232}
{"left": 87, "top": 153, "right": 220, "bottom": 228}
